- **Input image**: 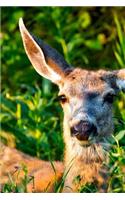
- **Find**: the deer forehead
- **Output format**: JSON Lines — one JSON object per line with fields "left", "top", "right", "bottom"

{"left": 60, "top": 68, "right": 109, "bottom": 97}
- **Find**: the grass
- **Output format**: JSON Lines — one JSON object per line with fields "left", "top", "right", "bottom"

{"left": 1, "top": 7, "right": 125, "bottom": 192}
{"left": 1, "top": 164, "right": 35, "bottom": 193}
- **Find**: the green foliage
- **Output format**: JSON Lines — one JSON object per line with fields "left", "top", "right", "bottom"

{"left": 1, "top": 7, "right": 125, "bottom": 192}
{"left": 79, "top": 183, "right": 98, "bottom": 193}
{"left": 107, "top": 129, "right": 125, "bottom": 192}
{"left": 1, "top": 86, "right": 64, "bottom": 160}
{"left": 114, "top": 13, "right": 125, "bottom": 68}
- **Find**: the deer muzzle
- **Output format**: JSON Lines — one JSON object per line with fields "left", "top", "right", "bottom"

{"left": 71, "top": 120, "right": 97, "bottom": 141}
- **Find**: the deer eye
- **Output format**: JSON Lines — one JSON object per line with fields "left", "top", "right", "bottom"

{"left": 58, "top": 95, "right": 67, "bottom": 104}
{"left": 103, "top": 92, "right": 116, "bottom": 104}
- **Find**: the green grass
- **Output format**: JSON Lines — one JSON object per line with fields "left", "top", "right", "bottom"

{"left": 1, "top": 7, "right": 125, "bottom": 192}
{"left": 1, "top": 164, "right": 35, "bottom": 193}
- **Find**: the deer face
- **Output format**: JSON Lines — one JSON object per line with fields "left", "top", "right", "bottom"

{"left": 58, "top": 69, "right": 119, "bottom": 146}
{"left": 19, "top": 18, "right": 125, "bottom": 147}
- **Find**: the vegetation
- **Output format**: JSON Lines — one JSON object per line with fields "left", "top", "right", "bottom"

{"left": 1, "top": 7, "right": 125, "bottom": 192}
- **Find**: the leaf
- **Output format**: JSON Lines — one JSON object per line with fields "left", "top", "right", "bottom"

{"left": 114, "top": 51, "right": 124, "bottom": 67}
{"left": 115, "top": 130, "right": 125, "bottom": 141}
{"left": 79, "top": 11, "right": 91, "bottom": 29}
{"left": 114, "top": 13, "right": 124, "bottom": 54}
{"left": 84, "top": 38, "right": 103, "bottom": 50}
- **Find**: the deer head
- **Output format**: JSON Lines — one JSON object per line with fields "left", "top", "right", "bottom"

{"left": 19, "top": 18, "right": 125, "bottom": 149}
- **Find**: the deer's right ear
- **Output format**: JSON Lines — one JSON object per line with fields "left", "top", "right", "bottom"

{"left": 100, "top": 69, "right": 125, "bottom": 93}
{"left": 115, "top": 69, "right": 125, "bottom": 92}
{"left": 19, "top": 18, "right": 71, "bottom": 85}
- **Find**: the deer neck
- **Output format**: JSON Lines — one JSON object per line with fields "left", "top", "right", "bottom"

{"left": 62, "top": 117, "right": 109, "bottom": 192}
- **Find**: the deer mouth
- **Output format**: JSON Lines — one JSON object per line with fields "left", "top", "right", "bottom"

{"left": 75, "top": 134, "right": 97, "bottom": 147}
{"left": 74, "top": 132, "right": 92, "bottom": 146}
{"left": 72, "top": 130, "right": 98, "bottom": 147}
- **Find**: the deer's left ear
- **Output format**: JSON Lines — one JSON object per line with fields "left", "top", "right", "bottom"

{"left": 19, "top": 18, "right": 72, "bottom": 85}
{"left": 114, "top": 69, "right": 125, "bottom": 92}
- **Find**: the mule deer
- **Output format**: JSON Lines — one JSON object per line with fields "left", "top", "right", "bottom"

{"left": 0, "top": 18, "right": 125, "bottom": 192}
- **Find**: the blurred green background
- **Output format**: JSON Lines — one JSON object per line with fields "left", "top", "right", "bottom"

{"left": 1, "top": 7, "right": 125, "bottom": 192}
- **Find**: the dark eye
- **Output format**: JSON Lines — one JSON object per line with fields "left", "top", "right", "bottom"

{"left": 103, "top": 93, "right": 115, "bottom": 104}
{"left": 57, "top": 95, "right": 67, "bottom": 104}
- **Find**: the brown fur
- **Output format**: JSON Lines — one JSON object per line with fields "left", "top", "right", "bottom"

{"left": 0, "top": 144, "right": 64, "bottom": 192}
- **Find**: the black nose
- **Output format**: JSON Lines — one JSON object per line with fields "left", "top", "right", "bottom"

{"left": 71, "top": 120, "right": 97, "bottom": 141}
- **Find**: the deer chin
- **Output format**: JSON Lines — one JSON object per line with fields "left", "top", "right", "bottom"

{"left": 78, "top": 140, "right": 91, "bottom": 147}
{"left": 76, "top": 134, "right": 98, "bottom": 147}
